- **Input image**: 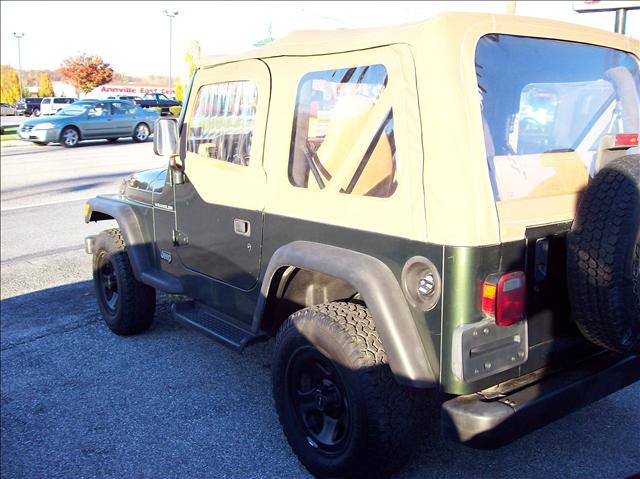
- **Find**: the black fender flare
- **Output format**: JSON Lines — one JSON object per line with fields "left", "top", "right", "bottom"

{"left": 85, "top": 196, "right": 182, "bottom": 294}
{"left": 253, "top": 241, "right": 437, "bottom": 388}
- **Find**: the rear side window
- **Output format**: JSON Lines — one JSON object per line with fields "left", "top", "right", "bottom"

{"left": 111, "top": 101, "right": 136, "bottom": 114}
{"left": 476, "top": 35, "right": 639, "bottom": 201}
{"left": 187, "top": 81, "right": 257, "bottom": 166}
{"left": 88, "top": 102, "right": 110, "bottom": 117}
{"left": 289, "top": 64, "right": 397, "bottom": 198}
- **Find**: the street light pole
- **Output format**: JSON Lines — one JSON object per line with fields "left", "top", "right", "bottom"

{"left": 12, "top": 32, "right": 25, "bottom": 98}
{"left": 614, "top": 8, "right": 626, "bottom": 34}
{"left": 163, "top": 9, "right": 179, "bottom": 96}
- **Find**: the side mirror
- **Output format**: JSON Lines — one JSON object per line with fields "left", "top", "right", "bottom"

{"left": 154, "top": 118, "right": 179, "bottom": 157}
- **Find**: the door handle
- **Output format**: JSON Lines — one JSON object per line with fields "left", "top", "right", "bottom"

{"left": 234, "top": 219, "right": 250, "bottom": 237}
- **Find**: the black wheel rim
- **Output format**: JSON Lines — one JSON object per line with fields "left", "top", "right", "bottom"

{"left": 286, "top": 346, "right": 351, "bottom": 455}
{"left": 98, "top": 253, "right": 119, "bottom": 313}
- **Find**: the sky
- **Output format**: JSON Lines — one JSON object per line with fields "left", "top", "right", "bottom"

{"left": 1, "top": 1, "right": 639, "bottom": 79}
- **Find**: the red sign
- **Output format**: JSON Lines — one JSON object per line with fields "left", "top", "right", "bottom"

{"left": 92, "top": 84, "right": 177, "bottom": 97}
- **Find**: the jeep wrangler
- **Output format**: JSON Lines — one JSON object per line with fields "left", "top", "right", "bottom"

{"left": 84, "top": 13, "right": 640, "bottom": 478}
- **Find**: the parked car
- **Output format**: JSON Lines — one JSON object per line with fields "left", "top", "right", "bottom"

{"left": 18, "top": 99, "right": 159, "bottom": 147}
{"left": 40, "top": 97, "right": 77, "bottom": 116}
{"left": 133, "top": 93, "right": 181, "bottom": 114}
{"left": 108, "top": 95, "right": 143, "bottom": 102}
{"left": 83, "top": 13, "right": 640, "bottom": 479}
{"left": 15, "top": 97, "right": 43, "bottom": 117}
{"left": 0, "top": 103, "right": 17, "bottom": 116}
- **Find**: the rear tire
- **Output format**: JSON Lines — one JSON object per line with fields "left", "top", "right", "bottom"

{"left": 567, "top": 156, "right": 640, "bottom": 355}
{"left": 93, "top": 229, "right": 156, "bottom": 336}
{"left": 32, "top": 108, "right": 40, "bottom": 117}
{"left": 272, "top": 302, "right": 423, "bottom": 479}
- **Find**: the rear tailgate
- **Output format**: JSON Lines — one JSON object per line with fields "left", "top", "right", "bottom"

{"left": 443, "top": 34, "right": 640, "bottom": 392}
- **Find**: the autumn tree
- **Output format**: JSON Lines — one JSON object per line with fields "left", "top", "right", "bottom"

{"left": 175, "top": 40, "right": 201, "bottom": 101}
{"left": 38, "top": 72, "right": 54, "bottom": 97}
{"left": 0, "top": 67, "right": 22, "bottom": 105}
{"left": 175, "top": 77, "right": 184, "bottom": 102}
{"left": 185, "top": 40, "right": 201, "bottom": 81}
{"left": 59, "top": 54, "right": 114, "bottom": 94}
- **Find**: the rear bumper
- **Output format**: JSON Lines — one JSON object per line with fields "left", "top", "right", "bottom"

{"left": 441, "top": 351, "right": 640, "bottom": 449}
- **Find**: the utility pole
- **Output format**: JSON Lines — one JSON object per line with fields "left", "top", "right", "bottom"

{"left": 12, "top": 32, "right": 25, "bottom": 98}
{"left": 163, "top": 9, "right": 179, "bottom": 95}
{"left": 572, "top": 1, "right": 640, "bottom": 34}
{"left": 504, "top": 1, "right": 516, "bottom": 15}
{"left": 614, "top": 8, "right": 627, "bottom": 34}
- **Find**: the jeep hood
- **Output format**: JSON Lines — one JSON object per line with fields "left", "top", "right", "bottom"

{"left": 121, "top": 167, "right": 167, "bottom": 205}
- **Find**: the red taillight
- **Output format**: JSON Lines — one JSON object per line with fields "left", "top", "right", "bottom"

{"left": 481, "top": 283, "right": 497, "bottom": 315}
{"left": 482, "top": 271, "right": 526, "bottom": 326}
{"left": 614, "top": 133, "right": 638, "bottom": 147}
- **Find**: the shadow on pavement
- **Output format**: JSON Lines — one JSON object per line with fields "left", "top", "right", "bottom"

{"left": 1, "top": 281, "right": 639, "bottom": 478}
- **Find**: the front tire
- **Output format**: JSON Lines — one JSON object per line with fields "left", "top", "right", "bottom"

{"left": 32, "top": 108, "right": 40, "bottom": 117}
{"left": 61, "top": 126, "right": 80, "bottom": 147}
{"left": 272, "top": 302, "right": 422, "bottom": 479}
{"left": 93, "top": 229, "right": 156, "bottom": 336}
{"left": 132, "top": 123, "right": 150, "bottom": 142}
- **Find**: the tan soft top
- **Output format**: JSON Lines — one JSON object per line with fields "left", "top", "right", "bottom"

{"left": 192, "top": 12, "right": 639, "bottom": 247}
{"left": 199, "top": 12, "right": 639, "bottom": 68}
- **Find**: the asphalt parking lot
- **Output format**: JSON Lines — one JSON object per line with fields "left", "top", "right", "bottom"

{"left": 1, "top": 138, "right": 639, "bottom": 478}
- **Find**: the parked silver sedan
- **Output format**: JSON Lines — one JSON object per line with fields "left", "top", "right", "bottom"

{"left": 1, "top": 102, "right": 17, "bottom": 116}
{"left": 17, "top": 99, "right": 159, "bottom": 147}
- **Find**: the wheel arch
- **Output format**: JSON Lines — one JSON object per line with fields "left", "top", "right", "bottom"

{"left": 59, "top": 124, "right": 81, "bottom": 142}
{"left": 132, "top": 121, "right": 150, "bottom": 134}
{"left": 253, "top": 241, "right": 438, "bottom": 388}
{"left": 85, "top": 196, "right": 183, "bottom": 294}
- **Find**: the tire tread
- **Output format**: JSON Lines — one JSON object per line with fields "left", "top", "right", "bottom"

{"left": 93, "top": 228, "right": 156, "bottom": 336}
{"left": 567, "top": 156, "right": 640, "bottom": 354}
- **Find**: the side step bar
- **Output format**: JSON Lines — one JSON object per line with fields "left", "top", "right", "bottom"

{"left": 441, "top": 351, "right": 640, "bottom": 449}
{"left": 171, "top": 302, "right": 265, "bottom": 352}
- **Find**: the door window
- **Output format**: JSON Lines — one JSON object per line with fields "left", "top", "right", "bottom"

{"left": 187, "top": 81, "right": 258, "bottom": 166}
{"left": 288, "top": 64, "right": 397, "bottom": 197}
{"left": 88, "top": 102, "right": 110, "bottom": 117}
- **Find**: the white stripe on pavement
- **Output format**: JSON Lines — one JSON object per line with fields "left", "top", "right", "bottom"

{"left": 1, "top": 197, "right": 90, "bottom": 212}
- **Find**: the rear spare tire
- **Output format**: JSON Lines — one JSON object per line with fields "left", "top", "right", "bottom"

{"left": 567, "top": 155, "right": 640, "bottom": 355}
